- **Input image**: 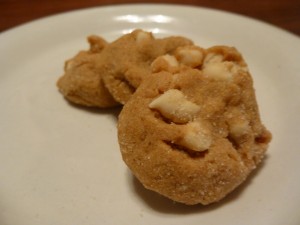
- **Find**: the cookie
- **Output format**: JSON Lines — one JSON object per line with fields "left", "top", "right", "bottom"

{"left": 118, "top": 46, "right": 271, "bottom": 205}
{"left": 57, "top": 35, "right": 119, "bottom": 108}
{"left": 57, "top": 30, "right": 193, "bottom": 107}
{"left": 98, "top": 29, "right": 193, "bottom": 104}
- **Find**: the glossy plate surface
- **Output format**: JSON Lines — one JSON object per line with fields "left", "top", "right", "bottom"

{"left": 0, "top": 4, "right": 300, "bottom": 225}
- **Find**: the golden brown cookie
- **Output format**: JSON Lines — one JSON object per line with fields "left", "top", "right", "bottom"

{"left": 57, "top": 30, "right": 193, "bottom": 107}
{"left": 118, "top": 46, "right": 271, "bottom": 205}
{"left": 98, "top": 29, "right": 193, "bottom": 104}
{"left": 57, "top": 35, "right": 119, "bottom": 108}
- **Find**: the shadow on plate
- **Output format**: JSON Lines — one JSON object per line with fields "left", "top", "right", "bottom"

{"left": 130, "top": 154, "right": 269, "bottom": 214}
{"left": 65, "top": 99, "right": 122, "bottom": 121}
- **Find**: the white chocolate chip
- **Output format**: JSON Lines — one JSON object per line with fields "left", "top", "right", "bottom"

{"left": 203, "top": 52, "right": 249, "bottom": 79}
{"left": 231, "top": 63, "right": 249, "bottom": 74}
{"left": 136, "top": 31, "right": 152, "bottom": 43}
{"left": 65, "top": 60, "right": 75, "bottom": 71}
{"left": 163, "top": 55, "right": 179, "bottom": 67}
{"left": 175, "top": 46, "right": 204, "bottom": 68}
{"left": 177, "top": 121, "right": 212, "bottom": 152}
{"left": 202, "top": 62, "right": 233, "bottom": 80}
{"left": 149, "top": 89, "right": 200, "bottom": 124}
{"left": 151, "top": 55, "right": 179, "bottom": 73}
{"left": 65, "top": 58, "right": 82, "bottom": 71}
{"left": 203, "top": 53, "right": 224, "bottom": 66}
{"left": 227, "top": 108, "right": 250, "bottom": 138}
{"left": 229, "top": 120, "right": 250, "bottom": 137}
{"left": 228, "top": 113, "right": 250, "bottom": 138}
{"left": 204, "top": 61, "right": 249, "bottom": 80}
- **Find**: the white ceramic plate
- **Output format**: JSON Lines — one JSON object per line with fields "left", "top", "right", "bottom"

{"left": 0, "top": 4, "right": 299, "bottom": 225}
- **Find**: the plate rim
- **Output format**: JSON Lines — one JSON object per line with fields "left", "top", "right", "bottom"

{"left": 0, "top": 3, "right": 299, "bottom": 225}
{"left": 1, "top": 3, "right": 299, "bottom": 41}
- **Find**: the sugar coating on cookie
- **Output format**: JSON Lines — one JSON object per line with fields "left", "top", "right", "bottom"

{"left": 57, "top": 29, "right": 193, "bottom": 107}
{"left": 118, "top": 46, "right": 271, "bottom": 205}
{"left": 57, "top": 35, "right": 119, "bottom": 108}
{"left": 99, "top": 29, "right": 193, "bottom": 104}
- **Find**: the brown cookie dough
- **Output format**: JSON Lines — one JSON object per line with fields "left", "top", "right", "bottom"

{"left": 57, "top": 35, "right": 119, "bottom": 108}
{"left": 98, "top": 29, "right": 193, "bottom": 104}
{"left": 57, "top": 29, "right": 193, "bottom": 107}
{"left": 118, "top": 46, "right": 271, "bottom": 205}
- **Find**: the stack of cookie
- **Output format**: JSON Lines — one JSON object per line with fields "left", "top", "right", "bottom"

{"left": 57, "top": 29, "right": 271, "bottom": 205}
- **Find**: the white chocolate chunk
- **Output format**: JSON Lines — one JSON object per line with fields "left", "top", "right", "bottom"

{"left": 229, "top": 118, "right": 250, "bottom": 138}
{"left": 149, "top": 89, "right": 200, "bottom": 123}
{"left": 175, "top": 46, "right": 204, "bottom": 68}
{"left": 203, "top": 52, "right": 249, "bottom": 79}
{"left": 136, "top": 30, "right": 152, "bottom": 43}
{"left": 203, "top": 53, "right": 224, "bottom": 66}
{"left": 231, "top": 63, "right": 249, "bottom": 74}
{"left": 163, "top": 55, "right": 179, "bottom": 67}
{"left": 203, "top": 62, "right": 233, "bottom": 80}
{"left": 65, "top": 58, "right": 81, "bottom": 71}
{"left": 151, "top": 55, "right": 179, "bottom": 73}
{"left": 177, "top": 122, "right": 212, "bottom": 152}
{"left": 65, "top": 60, "right": 75, "bottom": 71}
{"left": 227, "top": 108, "right": 250, "bottom": 138}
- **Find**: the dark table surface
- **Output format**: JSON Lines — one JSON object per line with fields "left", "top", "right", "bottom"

{"left": 1, "top": 0, "right": 300, "bottom": 36}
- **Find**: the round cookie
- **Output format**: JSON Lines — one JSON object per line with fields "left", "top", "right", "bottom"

{"left": 57, "top": 35, "right": 119, "bottom": 108}
{"left": 99, "top": 29, "right": 193, "bottom": 104}
{"left": 118, "top": 46, "right": 271, "bottom": 205}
